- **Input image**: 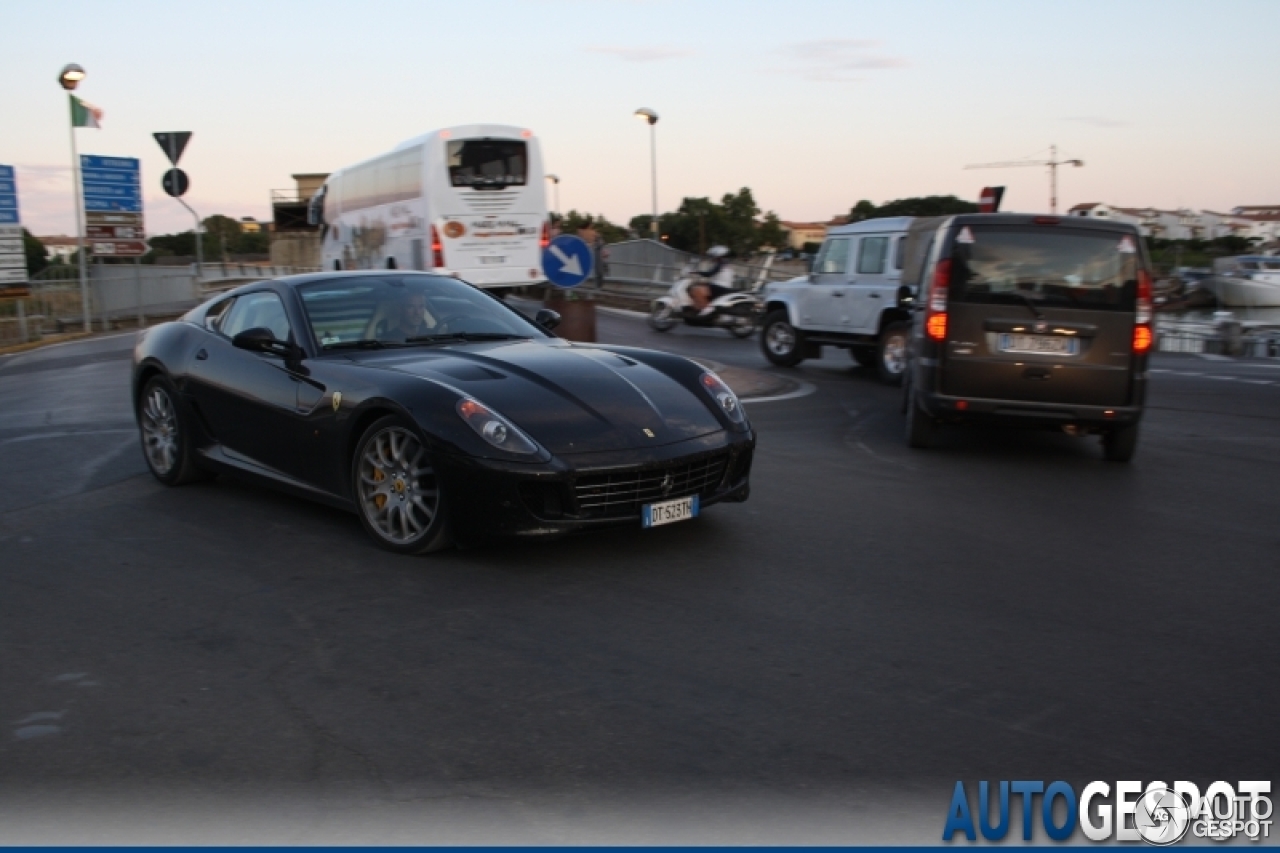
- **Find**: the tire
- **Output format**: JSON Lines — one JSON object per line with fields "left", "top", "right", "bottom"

{"left": 648, "top": 303, "right": 676, "bottom": 332}
{"left": 137, "top": 374, "right": 207, "bottom": 486}
{"left": 728, "top": 315, "right": 756, "bottom": 338}
{"left": 850, "top": 347, "right": 876, "bottom": 368}
{"left": 904, "top": 384, "right": 936, "bottom": 449}
{"left": 760, "top": 309, "right": 806, "bottom": 367}
{"left": 877, "top": 322, "right": 909, "bottom": 386}
{"left": 1102, "top": 422, "right": 1139, "bottom": 463}
{"left": 352, "top": 415, "right": 452, "bottom": 554}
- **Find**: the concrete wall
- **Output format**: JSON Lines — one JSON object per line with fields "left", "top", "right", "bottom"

{"left": 270, "top": 231, "right": 322, "bottom": 268}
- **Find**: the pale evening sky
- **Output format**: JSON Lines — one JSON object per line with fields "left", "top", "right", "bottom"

{"left": 2, "top": 0, "right": 1277, "bottom": 237}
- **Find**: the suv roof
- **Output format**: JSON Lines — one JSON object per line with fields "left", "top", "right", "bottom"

{"left": 826, "top": 216, "right": 916, "bottom": 236}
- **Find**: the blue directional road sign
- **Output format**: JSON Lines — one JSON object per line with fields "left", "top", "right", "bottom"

{"left": 0, "top": 165, "right": 19, "bottom": 225}
{"left": 81, "top": 154, "right": 143, "bottom": 213}
{"left": 542, "top": 234, "right": 594, "bottom": 288}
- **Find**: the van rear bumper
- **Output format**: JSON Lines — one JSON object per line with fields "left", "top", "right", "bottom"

{"left": 915, "top": 388, "right": 1144, "bottom": 428}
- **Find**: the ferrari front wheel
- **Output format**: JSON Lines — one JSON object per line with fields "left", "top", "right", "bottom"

{"left": 353, "top": 415, "right": 452, "bottom": 554}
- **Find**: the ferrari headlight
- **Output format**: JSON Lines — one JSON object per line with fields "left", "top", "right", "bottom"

{"left": 456, "top": 398, "right": 541, "bottom": 455}
{"left": 699, "top": 370, "right": 746, "bottom": 425}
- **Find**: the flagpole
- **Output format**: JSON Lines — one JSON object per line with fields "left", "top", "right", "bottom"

{"left": 69, "top": 95, "right": 90, "bottom": 333}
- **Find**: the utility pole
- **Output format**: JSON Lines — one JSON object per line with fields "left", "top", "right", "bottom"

{"left": 964, "top": 145, "right": 1084, "bottom": 214}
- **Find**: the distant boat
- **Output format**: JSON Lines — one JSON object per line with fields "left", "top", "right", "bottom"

{"left": 1209, "top": 255, "right": 1280, "bottom": 307}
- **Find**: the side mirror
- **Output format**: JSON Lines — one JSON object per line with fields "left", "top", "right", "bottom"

{"left": 534, "top": 308, "right": 561, "bottom": 331}
{"left": 896, "top": 284, "right": 916, "bottom": 309}
{"left": 233, "top": 327, "right": 303, "bottom": 363}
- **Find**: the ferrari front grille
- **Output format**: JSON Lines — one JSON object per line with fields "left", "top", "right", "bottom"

{"left": 573, "top": 454, "right": 729, "bottom": 518}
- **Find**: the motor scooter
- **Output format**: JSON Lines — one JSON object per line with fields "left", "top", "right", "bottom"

{"left": 648, "top": 260, "right": 762, "bottom": 338}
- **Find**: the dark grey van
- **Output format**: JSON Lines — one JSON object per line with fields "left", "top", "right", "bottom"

{"left": 901, "top": 214, "right": 1153, "bottom": 462}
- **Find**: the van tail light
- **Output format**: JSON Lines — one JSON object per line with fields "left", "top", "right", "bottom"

{"left": 1133, "top": 267, "right": 1153, "bottom": 353}
{"left": 926, "top": 258, "right": 951, "bottom": 341}
{"left": 431, "top": 225, "right": 445, "bottom": 268}
{"left": 540, "top": 220, "right": 550, "bottom": 250}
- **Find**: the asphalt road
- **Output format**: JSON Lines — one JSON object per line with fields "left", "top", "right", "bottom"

{"left": 1, "top": 313, "right": 1277, "bottom": 843}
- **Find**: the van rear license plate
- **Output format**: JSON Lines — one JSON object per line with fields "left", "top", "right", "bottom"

{"left": 998, "top": 334, "right": 1078, "bottom": 355}
{"left": 642, "top": 494, "right": 700, "bottom": 528}
{"left": 479, "top": 256, "right": 506, "bottom": 265}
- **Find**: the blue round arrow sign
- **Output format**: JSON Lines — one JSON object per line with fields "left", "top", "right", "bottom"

{"left": 542, "top": 234, "right": 594, "bottom": 288}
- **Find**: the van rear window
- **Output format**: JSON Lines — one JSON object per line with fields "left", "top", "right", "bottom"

{"left": 948, "top": 226, "right": 1140, "bottom": 312}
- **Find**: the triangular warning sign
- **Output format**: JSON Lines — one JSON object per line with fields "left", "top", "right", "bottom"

{"left": 153, "top": 131, "right": 192, "bottom": 166}
{"left": 957, "top": 227, "right": 975, "bottom": 244}
{"left": 1118, "top": 235, "right": 1136, "bottom": 253}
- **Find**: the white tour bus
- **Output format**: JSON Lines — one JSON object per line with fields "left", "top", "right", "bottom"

{"left": 311, "top": 124, "right": 549, "bottom": 288}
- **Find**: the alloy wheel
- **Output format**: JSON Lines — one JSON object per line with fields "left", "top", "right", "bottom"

{"left": 140, "top": 386, "right": 179, "bottom": 475}
{"left": 356, "top": 426, "right": 440, "bottom": 544}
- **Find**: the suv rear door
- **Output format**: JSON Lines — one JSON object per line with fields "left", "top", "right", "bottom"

{"left": 939, "top": 222, "right": 1142, "bottom": 407}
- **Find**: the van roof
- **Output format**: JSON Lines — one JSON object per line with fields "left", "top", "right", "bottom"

{"left": 828, "top": 213, "right": 1143, "bottom": 236}
{"left": 827, "top": 216, "right": 916, "bottom": 236}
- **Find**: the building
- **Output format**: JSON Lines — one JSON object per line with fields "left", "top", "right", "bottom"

{"left": 1067, "top": 203, "right": 1280, "bottom": 243}
{"left": 269, "top": 172, "right": 328, "bottom": 268}
{"left": 38, "top": 235, "right": 78, "bottom": 261}
{"left": 779, "top": 216, "right": 849, "bottom": 250}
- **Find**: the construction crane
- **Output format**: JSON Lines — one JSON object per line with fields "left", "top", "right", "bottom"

{"left": 964, "top": 145, "right": 1084, "bottom": 214}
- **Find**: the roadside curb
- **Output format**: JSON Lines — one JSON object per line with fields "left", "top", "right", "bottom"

{"left": 0, "top": 332, "right": 101, "bottom": 358}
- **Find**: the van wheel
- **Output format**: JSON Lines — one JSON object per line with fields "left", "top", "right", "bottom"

{"left": 905, "top": 385, "right": 936, "bottom": 449}
{"left": 1102, "top": 422, "right": 1139, "bottom": 463}
{"left": 850, "top": 347, "right": 876, "bottom": 368}
{"left": 877, "top": 323, "right": 909, "bottom": 386}
{"left": 761, "top": 310, "right": 805, "bottom": 367}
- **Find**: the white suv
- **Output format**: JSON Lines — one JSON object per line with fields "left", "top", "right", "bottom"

{"left": 759, "top": 217, "right": 914, "bottom": 384}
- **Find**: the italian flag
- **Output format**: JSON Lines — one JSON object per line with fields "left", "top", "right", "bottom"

{"left": 69, "top": 94, "right": 103, "bottom": 128}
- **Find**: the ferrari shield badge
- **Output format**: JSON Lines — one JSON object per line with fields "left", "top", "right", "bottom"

{"left": 331, "top": 391, "right": 343, "bottom": 412}
{"left": 643, "top": 428, "right": 655, "bottom": 438}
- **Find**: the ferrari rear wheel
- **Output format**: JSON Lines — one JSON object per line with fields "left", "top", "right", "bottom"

{"left": 138, "top": 375, "right": 206, "bottom": 486}
{"left": 353, "top": 416, "right": 452, "bottom": 554}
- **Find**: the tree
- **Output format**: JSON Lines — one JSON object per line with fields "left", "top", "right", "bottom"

{"left": 557, "top": 210, "right": 629, "bottom": 244}
{"left": 848, "top": 195, "right": 978, "bottom": 221}
{"left": 639, "top": 187, "right": 783, "bottom": 256}
{"left": 22, "top": 229, "right": 48, "bottom": 276}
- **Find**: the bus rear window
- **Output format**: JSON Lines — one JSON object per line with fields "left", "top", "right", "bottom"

{"left": 949, "top": 227, "right": 1140, "bottom": 312}
{"left": 447, "top": 140, "right": 527, "bottom": 189}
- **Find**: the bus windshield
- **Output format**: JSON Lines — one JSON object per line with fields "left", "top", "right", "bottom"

{"left": 447, "top": 140, "right": 527, "bottom": 189}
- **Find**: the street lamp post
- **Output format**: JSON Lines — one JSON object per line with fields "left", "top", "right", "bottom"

{"left": 58, "top": 63, "right": 91, "bottom": 333}
{"left": 633, "top": 108, "right": 659, "bottom": 241}
{"left": 545, "top": 174, "right": 560, "bottom": 221}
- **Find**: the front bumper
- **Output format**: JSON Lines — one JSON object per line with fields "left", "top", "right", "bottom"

{"left": 435, "top": 430, "right": 755, "bottom": 545}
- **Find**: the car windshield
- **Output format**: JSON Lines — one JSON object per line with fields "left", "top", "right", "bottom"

{"left": 949, "top": 226, "right": 1140, "bottom": 312}
{"left": 297, "top": 274, "right": 548, "bottom": 349}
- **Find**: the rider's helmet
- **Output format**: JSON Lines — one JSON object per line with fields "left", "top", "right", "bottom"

{"left": 707, "top": 245, "right": 729, "bottom": 257}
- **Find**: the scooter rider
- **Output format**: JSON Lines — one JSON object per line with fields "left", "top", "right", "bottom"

{"left": 693, "top": 246, "right": 734, "bottom": 316}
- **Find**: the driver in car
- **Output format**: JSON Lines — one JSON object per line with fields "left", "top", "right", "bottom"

{"left": 377, "top": 290, "right": 437, "bottom": 341}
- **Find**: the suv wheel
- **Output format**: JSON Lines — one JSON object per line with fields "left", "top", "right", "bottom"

{"left": 877, "top": 323, "right": 909, "bottom": 386}
{"left": 1101, "top": 422, "right": 1139, "bottom": 463}
{"left": 761, "top": 309, "right": 806, "bottom": 367}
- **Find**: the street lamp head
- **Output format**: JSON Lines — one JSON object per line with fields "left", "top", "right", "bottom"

{"left": 58, "top": 63, "right": 86, "bottom": 91}
{"left": 1068, "top": 159, "right": 1084, "bottom": 167}
{"left": 634, "top": 108, "right": 659, "bottom": 126}
{"left": 545, "top": 174, "right": 560, "bottom": 184}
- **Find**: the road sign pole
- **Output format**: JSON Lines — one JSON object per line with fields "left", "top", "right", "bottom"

{"left": 176, "top": 197, "right": 202, "bottom": 279}
{"left": 69, "top": 108, "right": 90, "bottom": 332}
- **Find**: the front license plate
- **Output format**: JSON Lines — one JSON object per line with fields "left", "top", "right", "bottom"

{"left": 642, "top": 494, "right": 700, "bottom": 528}
{"left": 479, "top": 255, "right": 506, "bottom": 265}
{"left": 998, "top": 333, "right": 1078, "bottom": 355}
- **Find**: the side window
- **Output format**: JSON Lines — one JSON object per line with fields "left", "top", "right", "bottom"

{"left": 857, "top": 236, "right": 889, "bottom": 274}
{"left": 813, "top": 238, "right": 850, "bottom": 275}
{"left": 204, "top": 297, "right": 234, "bottom": 332}
{"left": 219, "top": 292, "right": 294, "bottom": 342}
